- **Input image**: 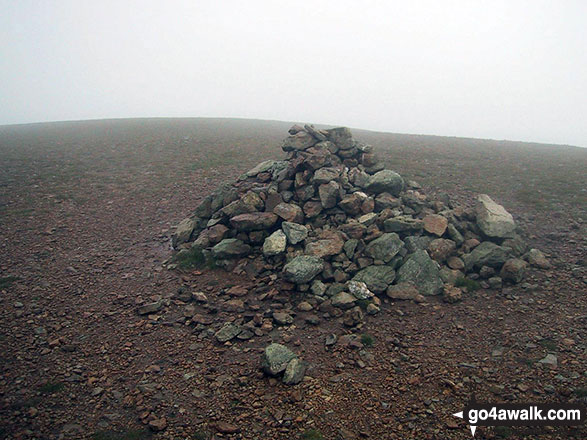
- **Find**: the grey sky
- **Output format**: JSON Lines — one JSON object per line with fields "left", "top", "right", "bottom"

{"left": 1, "top": 0, "right": 586, "bottom": 146}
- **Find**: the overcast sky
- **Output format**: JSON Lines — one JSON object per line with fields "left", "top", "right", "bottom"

{"left": 1, "top": 1, "right": 586, "bottom": 146}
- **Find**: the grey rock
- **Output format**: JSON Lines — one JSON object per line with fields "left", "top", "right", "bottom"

{"left": 215, "top": 323, "right": 242, "bottom": 342}
{"left": 262, "top": 344, "right": 297, "bottom": 376}
{"left": 137, "top": 300, "right": 164, "bottom": 315}
{"left": 283, "top": 358, "right": 306, "bottom": 385}
{"left": 396, "top": 250, "right": 443, "bottom": 296}
{"left": 282, "top": 222, "right": 308, "bottom": 245}
{"left": 346, "top": 280, "right": 374, "bottom": 299}
{"left": 172, "top": 217, "right": 196, "bottom": 248}
{"left": 365, "top": 233, "right": 404, "bottom": 263}
{"left": 313, "top": 167, "right": 341, "bottom": 184}
{"left": 282, "top": 131, "right": 317, "bottom": 151}
{"left": 476, "top": 194, "right": 516, "bottom": 238}
{"left": 263, "top": 230, "right": 287, "bottom": 256}
{"left": 319, "top": 181, "right": 341, "bottom": 208}
{"left": 366, "top": 170, "right": 405, "bottom": 196}
{"left": 384, "top": 216, "right": 423, "bottom": 233}
{"left": 331, "top": 291, "right": 357, "bottom": 309}
{"left": 282, "top": 255, "right": 324, "bottom": 284}
{"left": 211, "top": 239, "right": 251, "bottom": 259}
{"left": 352, "top": 265, "right": 396, "bottom": 293}
{"left": 464, "top": 242, "right": 510, "bottom": 271}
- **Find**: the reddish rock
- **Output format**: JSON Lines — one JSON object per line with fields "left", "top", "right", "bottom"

{"left": 422, "top": 214, "right": 448, "bottom": 236}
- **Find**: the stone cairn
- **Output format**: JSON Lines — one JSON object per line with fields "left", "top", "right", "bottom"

{"left": 171, "top": 124, "right": 549, "bottom": 326}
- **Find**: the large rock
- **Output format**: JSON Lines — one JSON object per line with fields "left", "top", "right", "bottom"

{"left": 282, "top": 255, "right": 324, "bottom": 283}
{"left": 331, "top": 291, "right": 357, "bottom": 309}
{"left": 366, "top": 170, "right": 404, "bottom": 196}
{"left": 282, "top": 131, "right": 317, "bottom": 151}
{"left": 263, "top": 230, "right": 287, "bottom": 256}
{"left": 262, "top": 344, "right": 297, "bottom": 376}
{"left": 352, "top": 266, "right": 396, "bottom": 293}
{"left": 386, "top": 283, "right": 425, "bottom": 302}
{"left": 215, "top": 323, "right": 242, "bottom": 342}
{"left": 500, "top": 258, "right": 527, "bottom": 283}
{"left": 326, "top": 127, "right": 354, "bottom": 149}
{"left": 313, "top": 167, "right": 341, "bottom": 184}
{"left": 246, "top": 159, "right": 277, "bottom": 177}
{"left": 318, "top": 181, "right": 341, "bottom": 208}
{"left": 212, "top": 239, "right": 251, "bottom": 259}
{"left": 282, "top": 222, "right": 308, "bottom": 245}
{"left": 427, "top": 238, "right": 456, "bottom": 263}
{"left": 384, "top": 216, "right": 423, "bottom": 233}
{"left": 172, "top": 217, "right": 196, "bottom": 247}
{"left": 273, "top": 202, "right": 304, "bottom": 223}
{"left": 476, "top": 194, "right": 515, "bottom": 238}
{"left": 282, "top": 358, "right": 306, "bottom": 385}
{"left": 365, "top": 233, "right": 404, "bottom": 263}
{"left": 230, "top": 212, "right": 278, "bottom": 231}
{"left": 422, "top": 215, "right": 448, "bottom": 237}
{"left": 464, "top": 241, "right": 510, "bottom": 271}
{"left": 396, "top": 250, "right": 443, "bottom": 296}
{"left": 305, "top": 230, "right": 345, "bottom": 258}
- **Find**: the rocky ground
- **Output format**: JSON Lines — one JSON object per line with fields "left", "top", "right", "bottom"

{"left": 0, "top": 118, "right": 585, "bottom": 440}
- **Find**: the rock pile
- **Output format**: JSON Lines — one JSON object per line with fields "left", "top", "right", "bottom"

{"left": 172, "top": 124, "right": 547, "bottom": 316}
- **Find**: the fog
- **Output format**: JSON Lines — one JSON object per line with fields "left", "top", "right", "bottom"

{"left": 1, "top": 0, "right": 586, "bottom": 147}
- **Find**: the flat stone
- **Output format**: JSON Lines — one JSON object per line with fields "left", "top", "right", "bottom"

{"left": 282, "top": 255, "right": 324, "bottom": 284}
{"left": 476, "top": 194, "right": 515, "bottom": 238}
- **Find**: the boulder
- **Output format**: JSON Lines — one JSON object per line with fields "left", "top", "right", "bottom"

{"left": 305, "top": 230, "right": 344, "bottom": 258}
{"left": 365, "top": 233, "right": 404, "bottom": 263}
{"left": 319, "top": 181, "right": 341, "bottom": 208}
{"left": 476, "top": 194, "right": 515, "bottom": 238}
{"left": 386, "top": 283, "right": 425, "bottom": 302}
{"left": 366, "top": 170, "right": 404, "bottom": 196}
{"left": 282, "top": 358, "right": 306, "bottom": 385}
{"left": 464, "top": 242, "right": 510, "bottom": 271}
{"left": 172, "top": 217, "right": 196, "bottom": 247}
{"left": 282, "top": 222, "right": 308, "bottom": 245}
{"left": 384, "top": 216, "right": 423, "bottom": 233}
{"left": 211, "top": 239, "right": 251, "bottom": 259}
{"left": 352, "top": 266, "right": 396, "bottom": 293}
{"left": 396, "top": 250, "right": 443, "bottom": 296}
{"left": 273, "top": 202, "right": 304, "bottom": 223}
{"left": 230, "top": 212, "right": 278, "bottom": 231}
{"left": 331, "top": 291, "right": 357, "bottom": 309}
{"left": 313, "top": 167, "right": 341, "bottom": 184}
{"left": 500, "top": 258, "right": 527, "bottom": 283}
{"left": 422, "top": 214, "right": 448, "bottom": 237}
{"left": 282, "top": 255, "right": 324, "bottom": 283}
{"left": 262, "top": 344, "right": 297, "bottom": 376}
{"left": 263, "top": 230, "right": 287, "bottom": 256}
{"left": 282, "top": 131, "right": 317, "bottom": 151}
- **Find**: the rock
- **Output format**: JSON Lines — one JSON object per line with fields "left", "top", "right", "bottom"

{"left": 447, "top": 256, "right": 465, "bottom": 270}
{"left": 262, "top": 344, "right": 297, "bottom": 376}
{"left": 149, "top": 417, "right": 167, "bottom": 432}
{"left": 207, "top": 224, "right": 229, "bottom": 244}
{"left": 447, "top": 224, "right": 464, "bottom": 245}
{"left": 172, "top": 217, "right": 196, "bottom": 248}
{"left": 346, "top": 280, "right": 374, "bottom": 299}
{"left": 192, "top": 291, "right": 208, "bottom": 302}
{"left": 211, "top": 239, "right": 251, "bottom": 259}
{"left": 375, "top": 192, "right": 401, "bottom": 210}
{"left": 404, "top": 236, "right": 434, "bottom": 253}
{"left": 384, "top": 216, "right": 423, "bottom": 233}
{"left": 331, "top": 292, "right": 357, "bottom": 309}
{"left": 282, "top": 358, "right": 306, "bottom": 385}
{"left": 422, "top": 214, "right": 448, "bottom": 236}
{"left": 343, "top": 306, "right": 364, "bottom": 327}
{"left": 396, "top": 250, "right": 443, "bottom": 296}
{"left": 525, "top": 249, "right": 551, "bottom": 269}
{"left": 386, "top": 283, "right": 425, "bottom": 302}
{"left": 538, "top": 353, "right": 557, "bottom": 367}
{"left": 305, "top": 230, "right": 345, "bottom": 258}
{"left": 464, "top": 242, "right": 510, "bottom": 271}
{"left": 303, "top": 200, "right": 323, "bottom": 217}
{"left": 273, "top": 202, "right": 304, "bottom": 223}
{"left": 365, "top": 233, "right": 404, "bottom": 263}
{"left": 263, "top": 230, "right": 287, "bottom": 256}
{"left": 215, "top": 323, "right": 242, "bottom": 342}
{"left": 246, "top": 159, "right": 277, "bottom": 176}
{"left": 230, "top": 212, "right": 278, "bottom": 231}
{"left": 311, "top": 280, "right": 327, "bottom": 296}
{"left": 427, "top": 238, "right": 456, "bottom": 262}
{"left": 282, "top": 222, "right": 308, "bottom": 245}
{"left": 282, "top": 131, "right": 317, "bottom": 151}
{"left": 297, "top": 301, "right": 313, "bottom": 311}
{"left": 313, "top": 167, "right": 342, "bottom": 184}
{"left": 214, "top": 422, "right": 240, "bottom": 434}
{"left": 326, "top": 127, "right": 354, "bottom": 149}
{"left": 339, "top": 193, "right": 365, "bottom": 215}
{"left": 443, "top": 286, "right": 463, "bottom": 303}
{"left": 366, "top": 170, "right": 404, "bottom": 196}
{"left": 282, "top": 255, "right": 324, "bottom": 283}
{"left": 273, "top": 312, "right": 294, "bottom": 325}
{"left": 319, "top": 181, "right": 341, "bottom": 208}
{"left": 137, "top": 300, "right": 164, "bottom": 315}
{"left": 352, "top": 266, "right": 396, "bottom": 293}
{"left": 500, "top": 258, "right": 527, "bottom": 283}
{"left": 366, "top": 303, "right": 380, "bottom": 315}
{"left": 476, "top": 194, "right": 515, "bottom": 238}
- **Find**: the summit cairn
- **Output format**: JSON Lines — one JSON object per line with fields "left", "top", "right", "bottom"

{"left": 171, "top": 124, "right": 546, "bottom": 313}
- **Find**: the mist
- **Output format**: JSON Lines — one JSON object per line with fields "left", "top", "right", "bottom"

{"left": 1, "top": 0, "right": 585, "bottom": 147}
